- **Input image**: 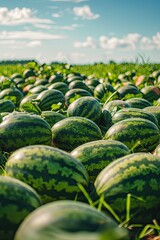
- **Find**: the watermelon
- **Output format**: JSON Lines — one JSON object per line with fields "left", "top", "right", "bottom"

{"left": 14, "top": 200, "right": 128, "bottom": 240}
{"left": 52, "top": 117, "right": 103, "bottom": 151}
{"left": 71, "top": 140, "right": 130, "bottom": 182}
{"left": 94, "top": 152, "right": 160, "bottom": 224}
{"left": 65, "top": 88, "right": 92, "bottom": 105}
{"left": 0, "top": 87, "right": 23, "bottom": 106}
{"left": 5, "top": 145, "right": 89, "bottom": 203}
{"left": 36, "top": 89, "right": 65, "bottom": 111}
{"left": 143, "top": 106, "right": 160, "bottom": 128}
{"left": 125, "top": 97, "right": 152, "bottom": 109}
{"left": 29, "top": 85, "right": 48, "bottom": 94}
{"left": 0, "top": 113, "right": 52, "bottom": 152}
{"left": 117, "top": 85, "right": 143, "bottom": 100}
{"left": 141, "top": 85, "right": 160, "bottom": 102}
{"left": 104, "top": 118, "right": 160, "bottom": 152}
{"left": 94, "top": 83, "right": 116, "bottom": 102}
{"left": 48, "top": 82, "right": 69, "bottom": 94}
{"left": 112, "top": 107, "right": 159, "bottom": 126}
{"left": 0, "top": 99, "right": 16, "bottom": 113}
{"left": 67, "top": 96, "right": 102, "bottom": 123}
{"left": 102, "top": 100, "right": 131, "bottom": 117}
{"left": 41, "top": 110, "right": 66, "bottom": 127}
{"left": 0, "top": 176, "right": 42, "bottom": 240}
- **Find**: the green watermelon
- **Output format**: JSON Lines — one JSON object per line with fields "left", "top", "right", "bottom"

{"left": 5, "top": 145, "right": 89, "bottom": 204}
{"left": 104, "top": 118, "right": 159, "bottom": 152}
{"left": 112, "top": 107, "right": 159, "bottom": 126}
{"left": 125, "top": 97, "right": 152, "bottom": 109}
{"left": 117, "top": 85, "right": 143, "bottom": 100}
{"left": 14, "top": 200, "right": 128, "bottom": 240}
{"left": 141, "top": 85, "right": 160, "bottom": 102}
{"left": 41, "top": 110, "right": 66, "bottom": 127}
{"left": 52, "top": 117, "right": 102, "bottom": 151}
{"left": 94, "top": 153, "right": 160, "bottom": 224}
{"left": 67, "top": 96, "right": 102, "bottom": 123}
{"left": 48, "top": 82, "right": 69, "bottom": 94}
{"left": 0, "top": 176, "right": 42, "bottom": 240}
{"left": 65, "top": 88, "right": 92, "bottom": 105}
{"left": 143, "top": 106, "right": 160, "bottom": 128}
{"left": 36, "top": 89, "right": 65, "bottom": 111}
{"left": 0, "top": 88, "right": 23, "bottom": 106}
{"left": 0, "top": 99, "right": 16, "bottom": 113}
{"left": 0, "top": 113, "right": 52, "bottom": 152}
{"left": 71, "top": 140, "right": 130, "bottom": 182}
{"left": 102, "top": 100, "right": 131, "bottom": 117}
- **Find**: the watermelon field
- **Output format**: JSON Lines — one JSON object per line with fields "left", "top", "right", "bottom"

{"left": 0, "top": 61, "right": 160, "bottom": 240}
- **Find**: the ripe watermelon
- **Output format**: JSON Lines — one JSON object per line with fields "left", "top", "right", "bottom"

{"left": 104, "top": 118, "right": 159, "bottom": 152}
{"left": 71, "top": 140, "right": 130, "bottom": 183}
{"left": 5, "top": 145, "right": 89, "bottom": 203}
{"left": 0, "top": 99, "right": 16, "bottom": 113}
{"left": 0, "top": 176, "right": 42, "bottom": 240}
{"left": 112, "top": 107, "right": 159, "bottom": 126}
{"left": 0, "top": 113, "right": 52, "bottom": 152}
{"left": 14, "top": 200, "right": 128, "bottom": 240}
{"left": 125, "top": 97, "right": 152, "bottom": 109}
{"left": 67, "top": 96, "right": 102, "bottom": 123}
{"left": 52, "top": 117, "right": 102, "bottom": 151}
{"left": 36, "top": 89, "right": 65, "bottom": 111}
{"left": 94, "top": 152, "right": 160, "bottom": 224}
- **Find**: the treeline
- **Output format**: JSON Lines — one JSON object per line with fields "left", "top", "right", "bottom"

{"left": 0, "top": 60, "right": 37, "bottom": 65}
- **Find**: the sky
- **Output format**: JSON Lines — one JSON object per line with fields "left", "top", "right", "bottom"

{"left": 0, "top": 0, "right": 160, "bottom": 64}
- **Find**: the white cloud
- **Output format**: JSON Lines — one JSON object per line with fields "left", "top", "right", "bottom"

{"left": 54, "top": 23, "right": 79, "bottom": 30}
{"left": 73, "top": 32, "right": 160, "bottom": 51}
{"left": 74, "top": 36, "right": 96, "bottom": 48}
{"left": 0, "top": 7, "right": 53, "bottom": 27}
{"left": 27, "top": 41, "right": 42, "bottom": 47}
{"left": 73, "top": 5, "right": 100, "bottom": 20}
{"left": 99, "top": 33, "right": 141, "bottom": 50}
{"left": 52, "top": 13, "right": 62, "bottom": 18}
{"left": 0, "top": 30, "right": 66, "bottom": 40}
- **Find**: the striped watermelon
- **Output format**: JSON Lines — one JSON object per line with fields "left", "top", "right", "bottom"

{"left": 125, "top": 97, "right": 152, "bottom": 109}
{"left": 65, "top": 88, "right": 92, "bottom": 105}
{"left": 41, "top": 110, "right": 66, "bottom": 127}
{"left": 0, "top": 99, "right": 16, "bottom": 113}
{"left": 14, "top": 200, "right": 128, "bottom": 240}
{"left": 94, "top": 153, "right": 160, "bottom": 224}
{"left": 0, "top": 113, "right": 52, "bottom": 152}
{"left": 71, "top": 140, "right": 130, "bottom": 182}
{"left": 0, "top": 87, "right": 23, "bottom": 106}
{"left": 104, "top": 118, "right": 159, "bottom": 152}
{"left": 143, "top": 106, "right": 160, "bottom": 128}
{"left": 94, "top": 83, "right": 116, "bottom": 102}
{"left": 0, "top": 176, "right": 42, "bottom": 240}
{"left": 102, "top": 100, "right": 131, "bottom": 117}
{"left": 117, "top": 85, "right": 143, "bottom": 100}
{"left": 5, "top": 145, "right": 89, "bottom": 203}
{"left": 67, "top": 96, "right": 102, "bottom": 123}
{"left": 141, "top": 85, "right": 160, "bottom": 102}
{"left": 52, "top": 117, "right": 102, "bottom": 151}
{"left": 112, "top": 107, "right": 159, "bottom": 126}
{"left": 36, "top": 89, "right": 65, "bottom": 111}
{"left": 48, "top": 82, "right": 69, "bottom": 94}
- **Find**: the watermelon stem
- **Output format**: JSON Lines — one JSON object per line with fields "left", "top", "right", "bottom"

{"left": 99, "top": 194, "right": 121, "bottom": 223}
{"left": 77, "top": 183, "right": 94, "bottom": 207}
{"left": 103, "top": 90, "right": 119, "bottom": 105}
{"left": 138, "top": 221, "right": 160, "bottom": 239}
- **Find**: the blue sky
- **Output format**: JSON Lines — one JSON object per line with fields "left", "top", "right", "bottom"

{"left": 0, "top": 0, "right": 160, "bottom": 64}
